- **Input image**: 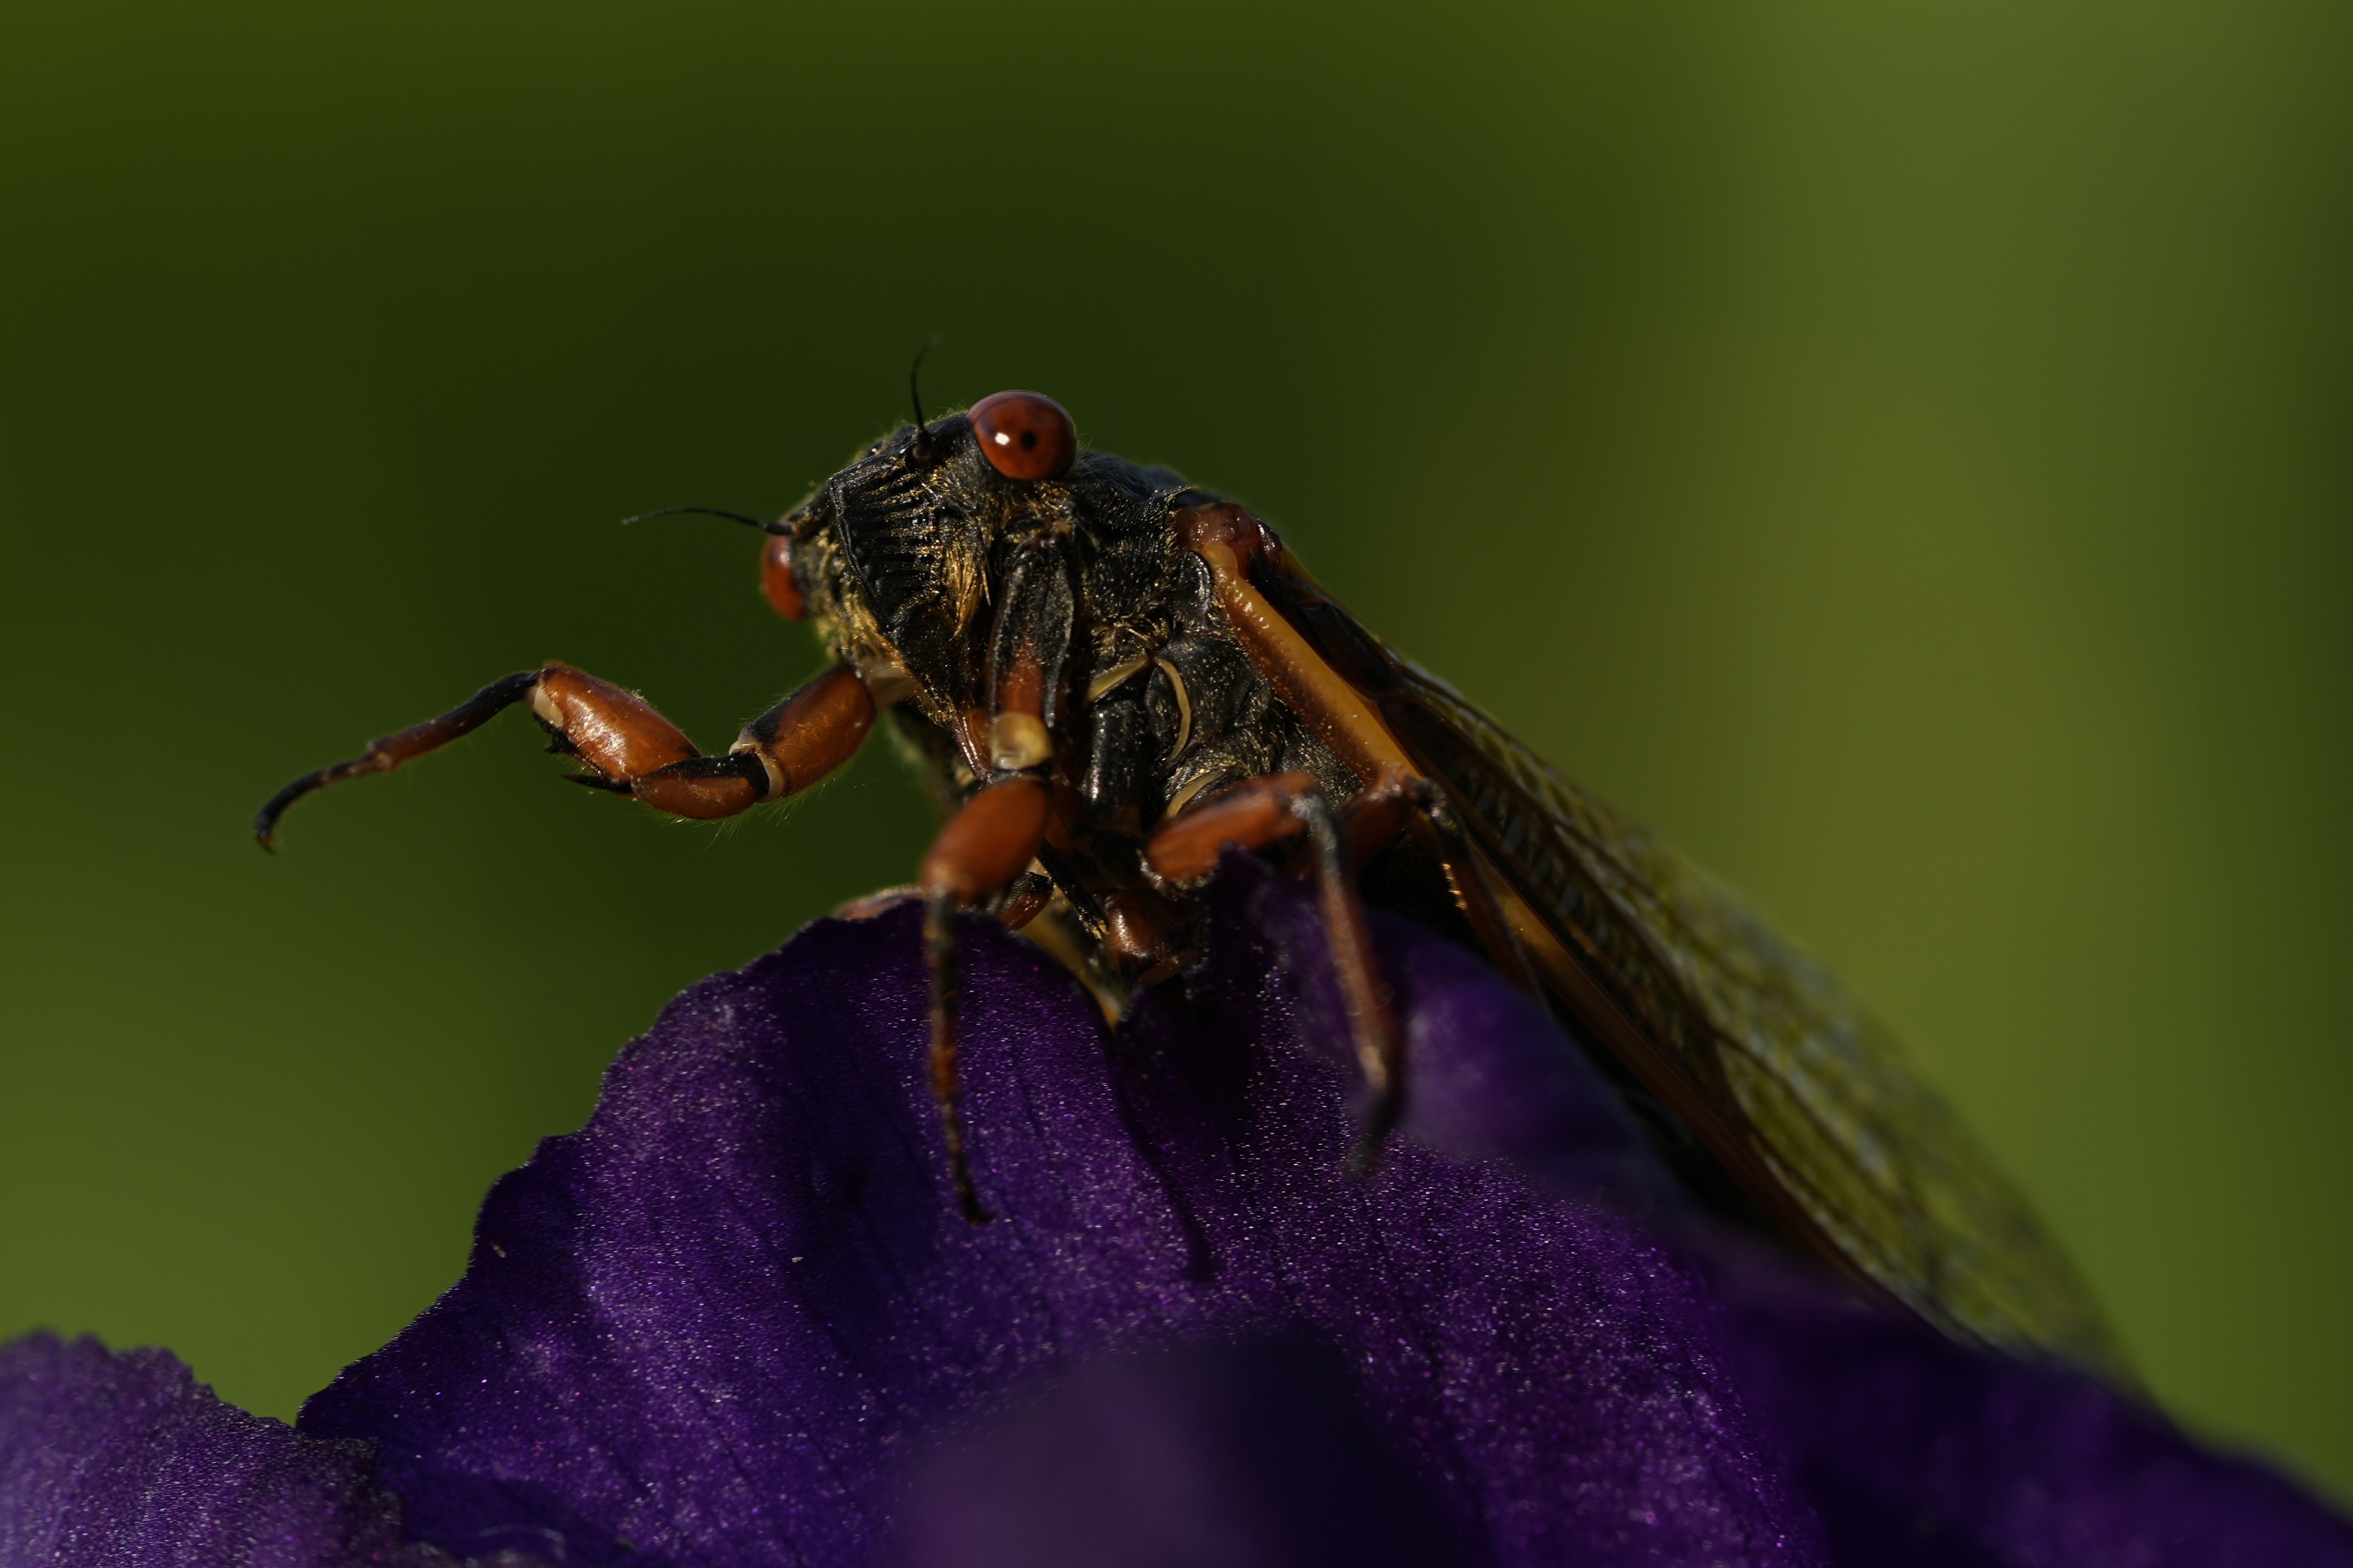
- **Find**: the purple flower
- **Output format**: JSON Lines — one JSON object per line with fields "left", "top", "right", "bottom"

{"left": 6, "top": 858, "right": 2348, "bottom": 1567}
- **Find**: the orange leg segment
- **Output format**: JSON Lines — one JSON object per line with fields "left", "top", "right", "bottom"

{"left": 1143, "top": 765, "right": 1540, "bottom": 1170}
{"left": 254, "top": 661, "right": 874, "bottom": 848}
{"left": 1159, "top": 507, "right": 1550, "bottom": 1165}
{"left": 1143, "top": 770, "right": 1318, "bottom": 885}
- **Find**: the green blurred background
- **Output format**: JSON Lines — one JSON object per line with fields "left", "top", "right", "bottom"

{"left": 2, "top": 0, "right": 2347, "bottom": 1501}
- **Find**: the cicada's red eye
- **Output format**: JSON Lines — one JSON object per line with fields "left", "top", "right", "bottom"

{"left": 969, "top": 391, "right": 1076, "bottom": 481}
{"left": 759, "top": 532, "right": 804, "bottom": 620}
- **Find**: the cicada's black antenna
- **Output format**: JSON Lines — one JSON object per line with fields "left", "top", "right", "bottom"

{"left": 621, "top": 504, "right": 790, "bottom": 537}
{"left": 907, "top": 337, "right": 942, "bottom": 464}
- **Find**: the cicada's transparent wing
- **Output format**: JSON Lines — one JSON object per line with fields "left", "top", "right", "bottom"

{"left": 1246, "top": 540, "right": 2122, "bottom": 1375}
{"left": 1379, "top": 659, "right": 2126, "bottom": 1377}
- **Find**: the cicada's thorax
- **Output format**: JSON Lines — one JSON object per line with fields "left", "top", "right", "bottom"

{"left": 786, "top": 418, "right": 1357, "bottom": 896}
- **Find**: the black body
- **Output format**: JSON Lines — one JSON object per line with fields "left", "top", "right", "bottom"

{"left": 791, "top": 415, "right": 1367, "bottom": 939}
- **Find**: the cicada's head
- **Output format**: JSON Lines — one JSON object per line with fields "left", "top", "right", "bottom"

{"left": 777, "top": 392, "right": 1200, "bottom": 763}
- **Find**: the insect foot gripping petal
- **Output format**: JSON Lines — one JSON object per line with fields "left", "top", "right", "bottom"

{"left": 1145, "top": 773, "right": 1406, "bottom": 1176}
{"left": 1290, "top": 789, "right": 1407, "bottom": 1175}
{"left": 917, "top": 776, "right": 1053, "bottom": 1226}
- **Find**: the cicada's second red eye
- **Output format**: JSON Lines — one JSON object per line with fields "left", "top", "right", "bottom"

{"left": 969, "top": 390, "right": 1076, "bottom": 481}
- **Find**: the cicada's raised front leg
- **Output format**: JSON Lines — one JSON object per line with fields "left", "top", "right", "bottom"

{"left": 254, "top": 662, "right": 874, "bottom": 848}
{"left": 916, "top": 776, "right": 1054, "bottom": 1225}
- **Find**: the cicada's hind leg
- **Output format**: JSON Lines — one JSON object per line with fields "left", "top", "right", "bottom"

{"left": 1145, "top": 766, "right": 1543, "bottom": 1173}
{"left": 254, "top": 662, "right": 875, "bottom": 846}
{"left": 1145, "top": 771, "right": 1407, "bottom": 1172}
{"left": 916, "top": 776, "right": 1055, "bottom": 1225}
{"left": 1166, "top": 505, "right": 1550, "bottom": 1167}
{"left": 1335, "top": 771, "right": 1544, "bottom": 1004}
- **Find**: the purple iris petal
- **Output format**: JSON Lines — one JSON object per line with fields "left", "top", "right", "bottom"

{"left": 291, "top": 859, "right": 1815, "bottom": 1566}
{"left": 0, "top": 1330, "right": 434, "bottom": 1567}
{"left": 900, "top": 1333, "right": 1471, "bottom": 1568}
{"left": 6, "top": 855, "right": 2350, "bottom": 1567}
{"left": 1715, "top": 1250, "right": 2353, "bottom": 1567}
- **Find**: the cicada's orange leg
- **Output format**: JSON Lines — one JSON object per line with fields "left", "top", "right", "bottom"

{"left": 1145, "top": 771, "right": 1408, "bottom": 1170}
{"left": 254, "top": 662, "right": 875, "bottom": 847}
{"left": 1162, "top": 510, "right": 1553, "bottom": 1170}
{"left": 1334, "top": 771, "right": 1543, "bottom": 1004}
{"left": 916, "top": 775, "right": 1055, "bottom": 1225}
{"left": 835, "top": 873, "right": 1053, "bottom": 930}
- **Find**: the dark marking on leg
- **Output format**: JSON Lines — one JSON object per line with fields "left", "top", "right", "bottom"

{"left": 915, "top": 776, "right": 1053, "bottom": 1225}
{"left": 1291, "top": 789, "right": 1406, "bottom": 1173}
{"left": 924, "top": 892, "right": 992, "bottom": 1226}
{"left": 255, "top": 670, "right": 540, "bottom": 849}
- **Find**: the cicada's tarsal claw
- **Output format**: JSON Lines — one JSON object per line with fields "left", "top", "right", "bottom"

{"left": 1289, "top": 788, "right": 1406, "bottom": 1173}
{"left": 255, "top": 670, "right": 542, "bottom": 850}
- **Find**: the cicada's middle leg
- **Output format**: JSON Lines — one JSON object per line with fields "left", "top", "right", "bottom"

{"left": 253, "top": 661, "right": 876, "bottom": 845}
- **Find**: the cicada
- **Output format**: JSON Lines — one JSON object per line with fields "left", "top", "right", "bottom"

{"left": 257, "top": 388, "right": 2122, "bottom": 1378}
